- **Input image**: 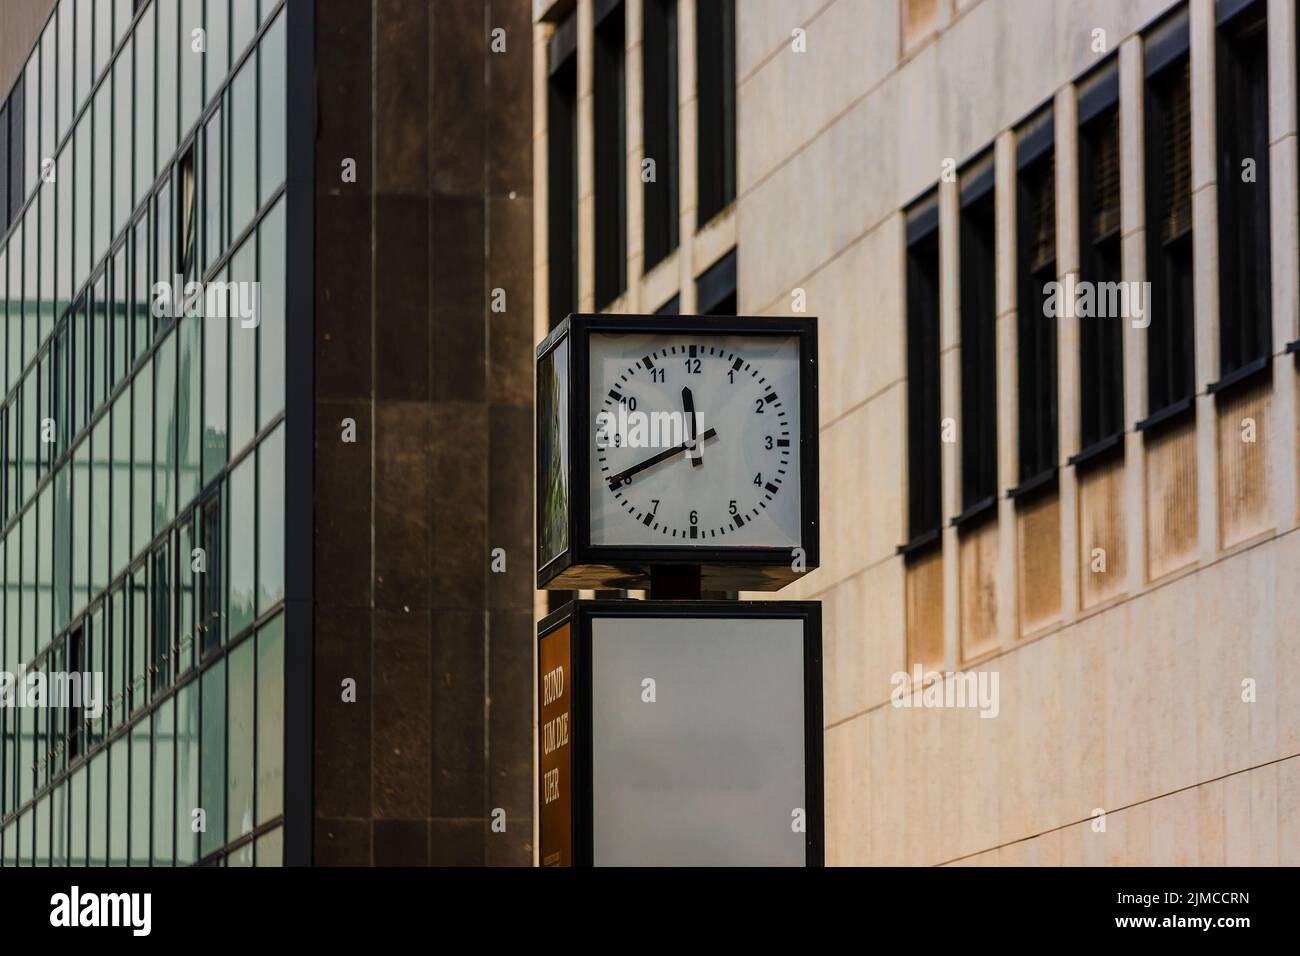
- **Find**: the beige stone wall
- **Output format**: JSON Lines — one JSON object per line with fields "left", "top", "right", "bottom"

{"left": 534, "top": 0, "right": 1300, "bottom": 864}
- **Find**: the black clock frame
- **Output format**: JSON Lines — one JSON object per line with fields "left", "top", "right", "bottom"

{"left": 536, "top": 313, "right": 820, "bottom": 591}
{"left": 538, "top": 598, "right": 825, "bottom": 867}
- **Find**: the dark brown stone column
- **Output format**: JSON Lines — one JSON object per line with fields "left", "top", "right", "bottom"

{"left": 313, "top": 0, "right": 534, "bottom": 866}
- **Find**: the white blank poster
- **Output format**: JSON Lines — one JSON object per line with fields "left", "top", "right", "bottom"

{"left": 589, "top": 615, "right": 807, "bottom": 866}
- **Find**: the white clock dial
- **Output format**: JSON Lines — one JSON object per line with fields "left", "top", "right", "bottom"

{"left": 588, "top": 332, "right": 802, "bottom": 549}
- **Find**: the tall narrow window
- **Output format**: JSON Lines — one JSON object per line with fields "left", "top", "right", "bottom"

{"left": 154, "top": 178, "right": 174, "bottom": 336}
{"left": 130, "top": 565, "right": 149, "bottom": 714}
{"left": 1142, "top": 10, "right": 1195, "bottom": 421}
{"left": 1076, "top": 60, "right": 1124, "bottom": 454}
{"left": 5, "top": 79, "right": 22, "bottom": 226}
{"left": 134, "top": 4, "right": 155, "bottom": 210}
{"left": 93, "top": 75, "right": 111, "bottom": 267}
{"left": 958, "top": 153, "right": 998, "bottom": 518}
{"left": 0, "top": 99, "right": 8, "bottom": 229}
{"left": 643, "top": 0, "right": 679, "bottom": 270}
{"left": 114, "top": 37, "right": 133, "bottom": 238}
{"left": 132, "top": 211, "right": 151, "bottom": 360}
{"left": 178, "top": 146, "right": 198, "bottom": 285}
{"left": 1014, "top": 108, "right": 1058, "bottom": 489}
{"left": 1215, "top": 0, "right": 1271, "bottom": 379}
{"left": 696, "top": 0, "right": 736, "bottom": 226}
{"left": 24, "top": 53, "right": 37, "bottom": 210}
{"left": 594, "top": 1, "right": 627, "bottom": 309}
{"left": 904, "top": 193, "right": 942, "bottom": 544}
{"left": 200, "top": 491, "right": 224, "bottom": 656}
{"left": 177, "top": 518, "right": 195, "bottom": 674}
{"left": 696, "top": 248, "right": 736, "bottom": 315}
{"left": 67, "top": 627, "right": 85, "bottom": 759}
{"left": 54, "top": 10, "right": 68, "bottom": 149}
{"left": 204, "top": 105, "right": 224, "bottom": 273}
{"left": 547, "top": 16, "right": 579, "bottom": 328}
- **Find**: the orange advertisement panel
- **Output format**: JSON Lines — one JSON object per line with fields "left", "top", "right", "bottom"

{"left": 538, "top": 622, "right": 573, "bottom": 866}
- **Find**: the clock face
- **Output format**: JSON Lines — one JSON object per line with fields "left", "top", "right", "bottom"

{"left": 588, "top": 332, "right": 802, "bottom": 549}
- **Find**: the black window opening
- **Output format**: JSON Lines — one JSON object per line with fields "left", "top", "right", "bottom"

{"left": 643, "top": 0, "right": 680, "bottom": 270}
{"left": 1076, "top": 62, "right": 1125, "bottom": 457}
{"left": 547, "top": 16, "right": 579, "bottom": 328}
{"left": 696, "top": 248, "right": 736, "bottom": 315}
{"left": 1214, "top": 0, "right": 1271, "bottom": 383}
{"left": 904, "top": 194, "right": 941, "bottom": 548}
{"left": 957, "top": 155, "right": 998, "bottom": 524}
{"left": 1014, "top": 110, "right": 1059, "bottom": 492}
{"left": 696, "top": 0, "right": 736, "bottom": 226}
{"left": 1142, "top": 10, "right": 1195, "bottom": 423}
{"left": 593, "top": 0, "right": 627, "bottom": 310}
{"left": 152, "top": 541, "right": 172, "bottom": 694}
{"left": 654, "top": 294, "right": 680, "bottom": 316}
{"left": 200, "top": 492, "right": 224, "bottom": 657}
{"left": 178, "top": 145, "right": 199, "bottom": 284}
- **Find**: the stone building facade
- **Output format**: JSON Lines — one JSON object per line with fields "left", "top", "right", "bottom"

{"left": 532, "top": 0, "right": 1300, "bottom": 864}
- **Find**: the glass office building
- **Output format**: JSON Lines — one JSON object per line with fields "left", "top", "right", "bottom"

{"left": 0, "top": 0, "right": 537, "bottom": 869}
{"left": 0, "top": 0, "right": 289, "bottom": 866}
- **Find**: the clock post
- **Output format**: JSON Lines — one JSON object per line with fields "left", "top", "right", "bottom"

{"left": 535, "top": 314, "right": 824, "bottom": 866}
{"left": 647, "top": 565, "right": 701, "bottom": 600}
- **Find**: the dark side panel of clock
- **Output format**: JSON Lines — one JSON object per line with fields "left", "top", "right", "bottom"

{"left": 536, "top": 314, "right": 820, "bottom": 592}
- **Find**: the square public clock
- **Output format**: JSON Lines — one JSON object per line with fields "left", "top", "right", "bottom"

{"left": 538, "top": 600, "right": 824, "bottom": 867}
{"left": 536, "top": 314, "right": 820, "bottom": 591}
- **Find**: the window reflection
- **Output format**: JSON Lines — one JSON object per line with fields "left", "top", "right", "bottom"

{"left": 200, "top": 658, "right": 225, "bottom": 858}
{"left": 157, "top": 0, "right": 178, "bottom": 172}
{"left": 134, "top": 4, "right": 155, "bottom": 208}
{"left": 227, "top": 639, "right": 254, "bottom": 843}
{"left": 113, "top": 39, "right": 134, "bottom": 238}
{"left": 88, "top": 751, "right": 107, "bottom": 866}
{"left": 204, "top": 106, "right": 224, "bottom": 272}
{"left": 257, "top": 425, "right": 283, "bottom": 614}
{"left": 154, "top": 330, "right": 177, "bottom": 528}
{"left": 153, "top": 180, "right": 173, "bottom": 335}
{"left": 152, "top": 697, "right": 174, "bottom": 865}
{"left": 129, "top": 717, "right": 149, "bottom": 866}
{"left": 259, "top": 10, "right": 286, "bottom": 204}
{"left": 229, "top": 54, "right": 257, "bottom": 241}
{"left": 175, "top": 679, "right": 200, "bottom": 866}
{"left": 228, "top": 455, "right": 254, "bottom": 638}
{"left": 109, "top": 737, "right": 128, "bottom": 867}
{"left": 256, "top": 615, "right": 284, "bottom": 825}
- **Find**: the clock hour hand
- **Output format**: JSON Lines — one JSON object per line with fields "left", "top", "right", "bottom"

{"left": 606, "top": 428, "right": 719, "bottom": 488}
{"left": 681, "top": 386, "right": 702, "bottom": 468}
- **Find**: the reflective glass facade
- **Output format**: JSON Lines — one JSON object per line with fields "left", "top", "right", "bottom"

{"left": 0, "top": 0, "right": 287, "bottom": 866}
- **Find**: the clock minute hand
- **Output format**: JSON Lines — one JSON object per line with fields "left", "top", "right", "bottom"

{"left": 606, "top": 428, "right": 719, "bottom": 488}
{"left": 681, "top": 386, "right": 703, "bottom": 468}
